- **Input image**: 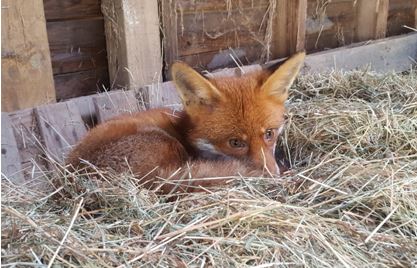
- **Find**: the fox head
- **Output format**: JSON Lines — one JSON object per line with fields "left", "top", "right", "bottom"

{"left": 171, "top": 52, "right": 305, "bottom": 175}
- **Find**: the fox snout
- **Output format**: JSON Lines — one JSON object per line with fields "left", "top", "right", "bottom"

{"left": 249, "top": 146, "right": 281, "bottom": 176}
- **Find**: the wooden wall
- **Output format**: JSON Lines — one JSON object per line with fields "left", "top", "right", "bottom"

{"left": 161, "top": 0, "right": 416, "bottom": 73}
{"left": 43, "top": 0, "right": 109, "bottom": 100}
{"left": 387, "top": 0, "right": 417, "bottom": 36}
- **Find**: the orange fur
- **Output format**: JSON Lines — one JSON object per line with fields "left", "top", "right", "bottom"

{"left": 67, "top": 52, "right": 305, "bottom": 194}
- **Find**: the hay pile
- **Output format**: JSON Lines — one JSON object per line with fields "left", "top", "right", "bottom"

{"left": 2, "top": 70, "right": 417, "bottom": 267}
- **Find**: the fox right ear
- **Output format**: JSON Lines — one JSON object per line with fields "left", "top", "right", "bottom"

{"left": 261, "top": 52, "right": 305, "bottom": 104}
{"left": 171, "top": 62, "right": 222, "bottom": 109}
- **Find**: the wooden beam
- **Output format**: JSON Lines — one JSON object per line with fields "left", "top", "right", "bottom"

{"left": 101, "top": 0, "right": 162, "bottom": 90}
{"left": 302, "top": 33, "right": 417, "bottom": 74}
{"left": 160, "top": 0, "right": 178, "bottom": 78}
{"left": 415, "top": 1, "right": 417, "bottom": 28}
{"left": 272, "top": 0, "right": 307, "bottom": 59}
{"left": 355, "top": 0, "right": 389, "bottom": 42}
{"left": 1, "top": 113, "right": 24, "bottom": 183}
{"left": 36, "top": 102, "right": 88, "bottom": 163}
{"left": 8, "top": 108, "right": 48, "bottom": 180}
{"left": 1, "top": 0, "right": 56, "bottom": 112}
{"left": 93, "top": 90, "right": 145, "bottom": 123}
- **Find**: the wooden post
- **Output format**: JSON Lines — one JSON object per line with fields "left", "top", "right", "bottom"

{"left": 101, "top": 0, "right": 162, "bottom": 92}
{"left": 160, "top": 0, "right": 178, "bottom": 78}
{"left": 355, "top": 0, "right": 389, "bottom": 42}
{"left": 1, "top": 0, "right": 56, "bottom": 112}
{"left": 1, "top": 113, "right": 24, "bottom": 183}
{"left": 272, "top": 0, "right": 308, "bottom": 59}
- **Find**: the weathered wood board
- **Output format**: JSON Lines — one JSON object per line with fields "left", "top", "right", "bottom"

{"left": 147, "top": 82, "right": 182, "bottom": 110}
{"left": 35, "top": 102, "right": 88, "bottom": 163}
{"left": 7, "top": 108, "right": 48, "bottom": 181}
{"left": 303, "top": 33, "right": 417, "bottom": 74}
{"left": 355, "top": 0, "right": 389, "bottom": 42}
{"left": 1, "top": 113, "right": 24, "bottom": 183}
{"left": 387, "top": 0, "right": 417, "bottom": 36}
{"left": 54, "top": 68, "right": 109, "bottom": 101}
{"left": 1, "top": 0, "right": 56, "bottom": 112}
{"left": 273, "top": 0, "right": 307, "bottom": 58}
{"left": 46, "top": 18, "right": 108, "bottom": 75}
{"left": 44, "top": 0, "right": 102, "bottom": 20}
{"left": 93, "top": 90, "right": 146, "bottom": 123}
{"left": 161, "top": 0, "right": 274, "bottom": 76}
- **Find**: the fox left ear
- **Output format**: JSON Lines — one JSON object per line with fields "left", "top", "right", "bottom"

{"left": 171, "top": 62, "right": 222, "bottom": 109}
{"left": 261, "top": 52, "right": 305, "bottom": 103}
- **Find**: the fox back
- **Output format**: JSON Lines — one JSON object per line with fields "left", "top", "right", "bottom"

{"left": 67, "top": 52, "right": 305, "bottom": 193}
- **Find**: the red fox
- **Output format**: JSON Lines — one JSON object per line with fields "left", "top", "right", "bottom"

{"left": 67, "top": 52, "right": 305, "bottom": 193}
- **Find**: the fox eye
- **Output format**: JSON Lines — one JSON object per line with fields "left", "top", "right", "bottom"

{"left": 264, "top": 129, "right": 275, "bottom": 141}
{"left": 229, "top": 138, "right": 246, "bottom": 148}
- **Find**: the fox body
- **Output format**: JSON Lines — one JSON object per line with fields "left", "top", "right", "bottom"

{"left": 67, "top": 52, "right": 305, "bottom": 193}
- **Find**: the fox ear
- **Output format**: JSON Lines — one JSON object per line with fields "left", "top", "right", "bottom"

{"left": 261, "top": 52, "right": 305, "bottom": 103}
{"left": 171, "top": 62, "right": 222, "bottom": 109}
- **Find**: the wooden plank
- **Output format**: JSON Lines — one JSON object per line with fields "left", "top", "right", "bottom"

{"left": 44, "top": 0, "right": 101, "bottom": 20}
{"left": 93, "top": 90, "right": 145, "bottom": 123}
{"left": 1, "top": 113, "right": 24, "bottom": 183}
{"left": 305, "top": 0, "right": 356, "bottom": 53}
{"left": 46, "top": 18, "right": 108, "bottom": 75}
{"left": 70, "top": 95, "right": 97, "bottom": 128}
{"left": 36, "top": 102, "right": 88, "bottom": 163}
{"left": 177, "top": 7, "right": 268, "bottom": 57}
{"left": 102, "top": 0, "right": 162, "bottom": 89}
{"left": 179, "top": 46, "right": 265, "bottom": 72}
{"left": 387, "top": 0, "right": 417, "bottom": 36}
{"left": 272, "top": 0, "right": 307, "bottom": 59}
{"left": 162, "top": 1, "right": 276, "bottom": 74}
{"left": 355, "top": 0, "right": 389, "bottom": 42}
{"left": 301, "top": 33, "right": 417, "bottom": 74}
{"left": 147, "top": 82, "right": 182, "bottom": 110}
{"left": 1, "top": 0, "right": 56, "bottom": 112}
{"left": 8, "top": 108, "right": 48, "bottom": 180}
{"left": 161, "top": 0, "right": 179, "bottom": 77}
{"left": 174, "top": 0, "right": 270, "bottom": 12}
{"left": 54, "top": 68, "right": 109, "bottom": 101}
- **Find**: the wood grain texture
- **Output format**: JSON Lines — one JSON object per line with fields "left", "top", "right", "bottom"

{"left": 355, "top": 0, "right": 389, "bottom": 42}
{"left": 7, "top": 108, "right": 48, "bottom": 180}
{"left": 305, "top": 0, "right": 356, "bottom": 52}
{"left": 387, "top": 0, "right": 417, "bottom": 36}
{"left": 93, "top": 90, "right": 145, "bottom": 123}
{"left": 44, "top": 0, "right": 102, "bottom": 20}
{"left": 147, "top": 81, "right": 182, "bottom": 110}
{"left": 1, "top": 113, "right": 24, "bottom": 183}
{"left": 302, "top": 33, "right": 417, "bottom": 74}
{"left": 46, "top": 18, "right": 108, "bottom": 75}
{"left": 161, "top": 0, "right": 179, "bottom": 77}
{"left": 161, "top": 0, "right": 273, "bottom": 75}
{"left": 1, "top": 0, "right": 56, "bottom": 112}
{"left": 272, "top": 0, "right": 307, "bottom": 58}
{"left": 102, "top": 0, "right": 162, "bottom": 89}
{"left": 54, "top": 68, "right": 109, "bottom": 100}
{"left": 36, "top": 102, "right": 88, "bottom": 163}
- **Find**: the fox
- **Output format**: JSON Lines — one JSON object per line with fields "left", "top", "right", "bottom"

{"left": 66, "top": 52, "right": 305, "bottom": 194}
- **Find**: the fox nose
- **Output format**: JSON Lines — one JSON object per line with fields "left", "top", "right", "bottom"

{"left": 250, "top": 148, "right": 280, "bottom": 175}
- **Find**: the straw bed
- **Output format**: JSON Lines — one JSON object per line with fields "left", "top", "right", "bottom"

{"left": 2, "top": 69, "right": 417, "bottom": 267}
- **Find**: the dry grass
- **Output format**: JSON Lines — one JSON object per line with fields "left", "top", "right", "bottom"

{"left": 2, "top": 69, "right": 417, "bottom": 267}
